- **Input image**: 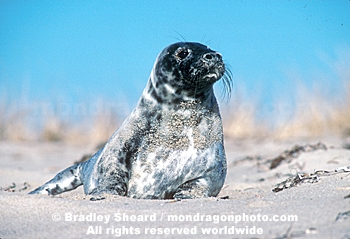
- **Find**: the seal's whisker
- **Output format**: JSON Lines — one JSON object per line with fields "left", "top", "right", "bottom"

{"left": 224, "top": 67, "right": 233, "bottom": 99}
{"left": 171, "top": 30, "right": 187, "bottom": 43}
{"left": 218, "top": 66, "right": 233, "bottom": 103}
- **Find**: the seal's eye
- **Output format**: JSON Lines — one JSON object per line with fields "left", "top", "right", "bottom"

{"left": 175, "top": 48, "right": 190, "bottom": 60}
{"left": 178, "top": 50, "right": 189, "bottom": 59}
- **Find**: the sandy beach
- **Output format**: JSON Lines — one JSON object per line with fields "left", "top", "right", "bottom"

{"left": 1, "top": 1, "right": 350, "bottom": 239}
{"left": 1, "top": 136, "right": 350, "bottom": 239}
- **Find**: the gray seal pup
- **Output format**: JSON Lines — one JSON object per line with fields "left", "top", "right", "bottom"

{"left": 29, "top": 42, "right": 232, "bottom": 199}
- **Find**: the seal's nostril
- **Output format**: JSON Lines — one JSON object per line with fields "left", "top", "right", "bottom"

{"left": 205, "top": 54, "right": 213, "bottom": 60}
{"left": 204, "top": 53, "right": 222, "bottom": 61}
{"left": 215, "top": 52, "right": 222, "bottom": 60}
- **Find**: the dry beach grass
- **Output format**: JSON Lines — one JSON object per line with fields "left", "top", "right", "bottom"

{"left": 1, "top": 81, "right": 349, "bottom": 143}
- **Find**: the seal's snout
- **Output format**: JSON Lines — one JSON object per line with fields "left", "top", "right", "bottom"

{"left": 201, "top": 52, "right": 225, "bottom": 74}
{"left": 199, "top": 51, "right": 225, "bottom": 82}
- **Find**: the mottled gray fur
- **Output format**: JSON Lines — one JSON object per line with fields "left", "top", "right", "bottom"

{"left": 29, "top": 42, "right": 231, "bottom": 199}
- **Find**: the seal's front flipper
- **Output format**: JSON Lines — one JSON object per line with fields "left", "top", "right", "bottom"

{"left": 29, "top": 163, "right": 83, "bottom": 195}
{"left": 173, "top": 178, "right": 212, "bottom": 199}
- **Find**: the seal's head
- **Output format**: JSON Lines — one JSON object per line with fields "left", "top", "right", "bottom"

{"left": 149, "top": 42, "right": 232, "bottom": 104}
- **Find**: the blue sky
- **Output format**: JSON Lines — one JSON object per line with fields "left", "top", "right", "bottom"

{"left": 1, "top": 1, "right": 349, "bottom": 115}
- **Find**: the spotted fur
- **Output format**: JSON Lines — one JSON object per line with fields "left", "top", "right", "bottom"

{"left": 29, "top": 42, "right": 231, "bottom": 199}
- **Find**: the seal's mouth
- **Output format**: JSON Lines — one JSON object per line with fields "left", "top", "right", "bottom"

{"left": 205, "top": 73, "right": 219, "bottom": 79}
{"left": 201, "top": 62, "right": 233, "bottom": 100}
{"left": 203, "top": 65, "right": 225, "bottom": 82}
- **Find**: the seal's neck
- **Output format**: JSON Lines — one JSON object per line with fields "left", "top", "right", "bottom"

{"left": 139, "top": 77, "right": 219, "bottom": 111}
